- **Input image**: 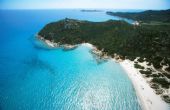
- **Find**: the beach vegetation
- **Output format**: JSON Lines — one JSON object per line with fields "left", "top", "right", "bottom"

{"left": 139, "top": 70, "right": 152, "bottom": 77}
{"left": 38, "top": 9, "right": 170, "bottom": 102}
{"left": 134, "top": 63, "right": 145, "bottom": 69}
{"left": 151, "top": 77, "right": 170, "bottom": 89}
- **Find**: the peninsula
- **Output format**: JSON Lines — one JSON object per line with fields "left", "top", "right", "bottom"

{"left": 38, "top": 9, "right": 170, "bottom": 109}
{"left": 106, "top": 9, "right": 170, "bottom": 24}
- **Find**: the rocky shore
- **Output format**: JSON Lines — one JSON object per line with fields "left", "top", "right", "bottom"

{"left": 38, "top": 34, "right": 170, "bottom": 109}
{"left": 91, "top": 44, "right": 170, "bottom": 105}
{"left": 90, "top": 44, "right": 170, "bottom": 109}
{"left": 37, "top": 35, "right": 78, "bottom": 50}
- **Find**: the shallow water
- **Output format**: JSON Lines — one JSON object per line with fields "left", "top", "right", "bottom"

{"left": 0, "top": 9, "right": 141, "bottom": 110}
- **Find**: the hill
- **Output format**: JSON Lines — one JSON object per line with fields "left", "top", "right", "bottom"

{"left": 38, "top": 18, "right": 170, "bottom": 71}
{"left": 106, "top": 9, "right": 170, "bottom": 23}
{"left": 38, "top": 18, "right": 170, "bottom": 103}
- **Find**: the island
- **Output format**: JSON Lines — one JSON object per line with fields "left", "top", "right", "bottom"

{"left": 38, "top": 9, "right": 170, "bottom": 109}
{"left": 81, "top": 9, "right": 103, "bottom": 12}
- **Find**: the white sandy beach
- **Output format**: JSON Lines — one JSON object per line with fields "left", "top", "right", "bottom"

{"left": 40, "top": 39, "right": 170, "bottom": 110}
{"left": 81, "top": 43, "right": 94, "bottom": 48}
{"left": 120, "top": 60, "right": 170, "bottom": 110}
{"left": 83, "top": 42, "right": 170, "bottom": 110}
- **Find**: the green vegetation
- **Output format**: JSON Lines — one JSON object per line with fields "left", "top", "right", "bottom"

{"left": 106, "top": 9, "right": 170, "bottom": 23}
{"left": 137, "top": 57, "right": 145, "bottom": 63}
{"left": 162, "top": 73, "right": 170, "bottom": 79}
{"left": 151, "top": 77, "right": 170, "bottom": 89}
{"left": 134, "top": 63, "right": 144, "bottom": 69}
{"left": 38, "top": 18, "right": 170, "bottom": 69}
{"left": 162, "top": 95, "right": 170, "bottom": 103}
{"left": 139, "top": 70, "right": 152, "bottom": 77}
{"left": 151, "top": 73, "right": 163, "bottom": 78}
{"left": 164, "top": 58, "right": 170, "bottom": 72}
{"left": 150, "top": 83, "right": 159, "bottom": 89}
{"left": 38, "top": 10, "right": 170, "bottom": 102}
{"left": 151, "top": 56, "right": 163, "bottom": 69}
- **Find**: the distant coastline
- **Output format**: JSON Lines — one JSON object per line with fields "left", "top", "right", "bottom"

{"left": 80, "top": 9, "right": 103, "bottom": 12}
{"left": 106, "top": 9, "right": 170, "bottom": 24}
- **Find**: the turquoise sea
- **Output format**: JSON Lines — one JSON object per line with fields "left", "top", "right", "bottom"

{"left": 0, "top": 9, "right": 142, "bottom": 110}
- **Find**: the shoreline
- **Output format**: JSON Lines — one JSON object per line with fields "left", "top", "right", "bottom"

{"left": 84, "top": 40, "right": 170, "bottom": 109}
{"left": 119, "top": 60, "right": 170, "bottom": 110}
{"left": 37, "top": 35, "right": 78, "bottom": 50}
{"left": 37, "top": 36, "right": 169, "bottom": 110}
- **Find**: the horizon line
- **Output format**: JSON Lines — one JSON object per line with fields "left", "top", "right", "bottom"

{"left": 0, "top": 8, "right": 170, "bottom": 10}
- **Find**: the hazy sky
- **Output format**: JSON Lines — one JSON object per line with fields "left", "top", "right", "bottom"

{"left": 0, "top": 0, "right": 170, "bottom": 9}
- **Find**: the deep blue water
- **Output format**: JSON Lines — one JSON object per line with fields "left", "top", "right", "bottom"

{"left": 0, "top": 10, "right": 141, "bottom": 110}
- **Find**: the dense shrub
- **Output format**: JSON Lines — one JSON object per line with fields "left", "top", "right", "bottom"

{"left": 139, "top": 70, "right": 152, "bottom": 77}
{"left": 139, "top": 70, "right": 152, "bottom": 75}
{"left": 151, "top": 73, "right": 164, "bottom": 78}
{"left": 151, "top": 56, "right": 163, "bottom": 69}
{"left": 134, "top": 64, "right": 145, "bottom": 69}
{"left": 137, "top": 57, "right": 145, "bottom": 62}
{"left": 151, "top": 77, "right": 170, "bottom": 89}
{"left": 165, "top": 67, "right": 170, "bottom": 72}
{"left": 162, "top": 95, "right": 170, "bottom": 103}
{"left": 106, "top": 9, "right": 170, "bottom": 23}
{"left": 162, "top": 72, "right": 170, "bottom": 79}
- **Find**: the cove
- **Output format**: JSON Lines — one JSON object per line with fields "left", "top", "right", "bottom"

{"left": 0, "top": 9, "right": 141, "bottom": 110}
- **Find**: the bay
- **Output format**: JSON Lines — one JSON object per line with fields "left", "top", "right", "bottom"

{"left": 0, "top": 9, "right": 141, "bottom": 110}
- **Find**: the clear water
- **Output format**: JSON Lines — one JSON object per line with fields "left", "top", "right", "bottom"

{"left": 0, "top": 10, "right": 141, "bottom": 110}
